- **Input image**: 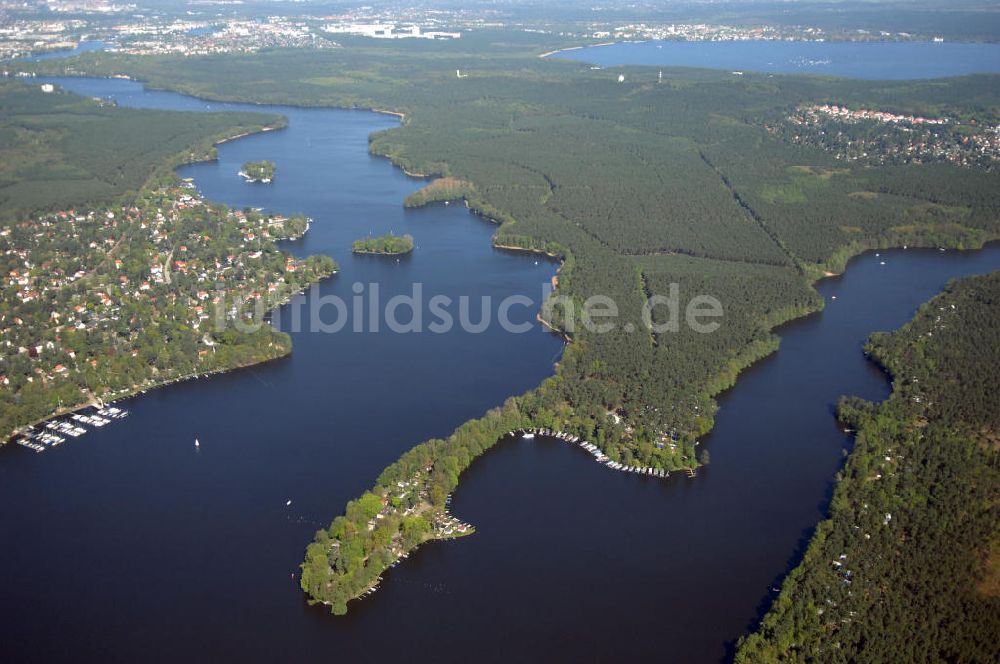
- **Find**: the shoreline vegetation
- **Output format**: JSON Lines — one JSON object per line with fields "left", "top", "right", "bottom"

{"left": 351, "top": 232, "right": 414, "bottom": 255}
{"left": 403, "top": 177, "right": 474, "bottom": 208}
{"left": 239, "top": 159, "right": 275, "bottom": 183}
{"left": 736, "top": 271, "right": 1000, "bottom": 662}
{"left": 14, "top": 36, "right": 1000, "bottom": 617}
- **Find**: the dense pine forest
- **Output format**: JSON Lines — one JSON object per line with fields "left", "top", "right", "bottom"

{"left": 18, "top": 32, "right": 1000, "bottom": 613}
{"left": 0, "top": 81, "right": 283, "bottom": 215}
{"left": 736, "top": 271, "right": 1000, "bottom": 662}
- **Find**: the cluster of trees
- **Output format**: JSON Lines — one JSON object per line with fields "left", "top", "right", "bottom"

{"left": 736, "top": 272, "right": 1000, "bottom": 662}
{"left": 403, "top": 176, "right": 474, "bottom": 208}
{"left": 239, "top": 159, "right": 275, "bottom": 182}
{"left": 351, "top": 232, "right": 414, "bottom": 255}
{"left": 299, "top": 494, "right": 431, "bottom": 616}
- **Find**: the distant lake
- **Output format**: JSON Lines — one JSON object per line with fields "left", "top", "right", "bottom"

{"left": 20, "top": 40, "right": 111, "bottom": 61}
{"left": 554, "top": 40, "right": 1000, "bottom": 79}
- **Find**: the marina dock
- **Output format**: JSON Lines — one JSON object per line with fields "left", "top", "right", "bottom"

{"left": 510, "top": 428, "right": 674, "bottom": 480}
{"left": 13, "top": 406, "right": 129, "bottom": 453}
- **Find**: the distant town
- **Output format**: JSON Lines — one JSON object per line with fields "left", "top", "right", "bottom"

{"left": 586, "top": 22, "right": 949, "bottom": 43}
{"left": 0, "top": 0, "right": 957, "bottom": 61}
{"left": 0, "top": 3, "right": 469, "bottom": 58}
{"left": 774, "top": 103, "right": 1000, "bottom": 170}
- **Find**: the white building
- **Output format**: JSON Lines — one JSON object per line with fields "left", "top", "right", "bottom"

{"left": 322, "top": 23, "right": 460, "bottom": 40}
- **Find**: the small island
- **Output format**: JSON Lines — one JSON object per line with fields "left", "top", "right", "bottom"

{"left": 239, "top": 159, "right": 275, "bottom": 183}
{"left": 352, "top": 233, "right": 414, "bottom": 255}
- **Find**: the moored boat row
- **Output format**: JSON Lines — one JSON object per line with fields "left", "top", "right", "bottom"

{"left": 511, "top": 428, "right": 672, "bottom": 479}
{"left": 359, "top": 576, "right": 383, "bottom": 598}
{"left": 12, "top": 405, "right": 129, "bottom": 453}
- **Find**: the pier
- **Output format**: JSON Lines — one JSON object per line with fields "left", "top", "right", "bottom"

{"left": 13, "top": 406, "right": 129, "bottom": 453}
{"left": 511, "top": 428, "right": 677, "bottom": 480}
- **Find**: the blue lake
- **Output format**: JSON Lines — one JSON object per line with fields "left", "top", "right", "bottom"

{"left": 555, "top": 40, "right": 1000, "bottom": 79}
{"left": 21, "top": 40, "right": 111, "bottom": 61}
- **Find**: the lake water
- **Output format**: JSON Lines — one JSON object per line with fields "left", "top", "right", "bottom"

{"left": 2, "top": 76, "right": 1000, "bottom": 663}
{"left": 20, "top": 40, "right": 111, "bottom": 61}
{"left": 555, "top": 40, "right": 1000, "bottom": 79}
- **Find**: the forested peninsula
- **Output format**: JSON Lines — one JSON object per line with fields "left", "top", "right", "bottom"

{"left": 19, "top": 32, "right": 1000, "bottom": 612}
{"left": 737, "top": 271, "right": 1000, "bottom": 663}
